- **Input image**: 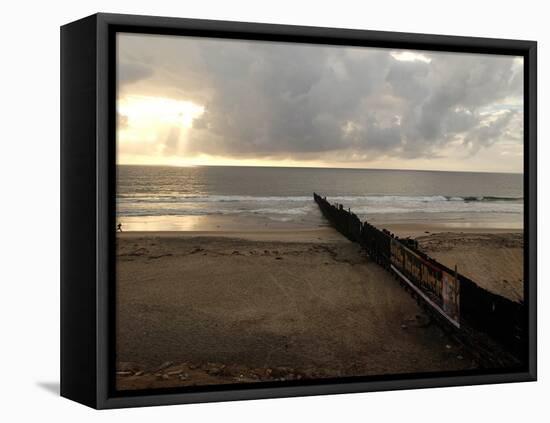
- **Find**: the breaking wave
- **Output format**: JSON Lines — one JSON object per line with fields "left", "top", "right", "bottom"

{"left": 117, "top": 194, "right": 523, "bottom": 217}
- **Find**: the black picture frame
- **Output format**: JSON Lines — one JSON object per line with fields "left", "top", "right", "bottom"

{"left": 60, "top": 12, "right": 537, "bottom": 409}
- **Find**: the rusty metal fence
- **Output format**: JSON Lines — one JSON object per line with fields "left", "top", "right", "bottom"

{"left": 313, "top": 192, "right": 526, "bottom": 365}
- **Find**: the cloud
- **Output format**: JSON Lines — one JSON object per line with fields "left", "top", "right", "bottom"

{"left": 117, "top": 34, "right": 523, "bottom": 168}
{"left": 117, "top": 112, "right": 128, "bottom": 129}
{"left": 162, "top": 126, "right": 181, "bottom": 156}
{"left": 118, "top": 62, "right": 154, "bottom": 86}
{"left": 463, "top": 110, "right": 519, "bottom": 154}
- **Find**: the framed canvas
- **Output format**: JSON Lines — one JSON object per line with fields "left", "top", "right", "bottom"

{"left": 60, "top": 13, "right": 537, "bottom": 409}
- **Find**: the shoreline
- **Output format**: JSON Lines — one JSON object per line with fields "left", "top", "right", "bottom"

{"left": 116, "top": 210, "right": 523, "bottom": 235}
{"left": 117, "top": 224, "right": 522, "bottom": 243}
{"left": 117, "top": 228, "right": 346, "bottom": 243}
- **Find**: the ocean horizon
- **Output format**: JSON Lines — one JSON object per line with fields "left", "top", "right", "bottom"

{"left": 116, "top": 164, "right": 523, "bottom": 231}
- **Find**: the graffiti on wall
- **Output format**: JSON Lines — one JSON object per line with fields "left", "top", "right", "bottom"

{"left": 390, "top": 239, "right": 460, "bottom": 327}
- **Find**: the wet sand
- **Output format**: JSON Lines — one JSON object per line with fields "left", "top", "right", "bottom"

{"left": 116, "top": 228, "right": 483, "bottom": 390}
{"left": 116, "top": 211, "right": 523, "bottom": 233}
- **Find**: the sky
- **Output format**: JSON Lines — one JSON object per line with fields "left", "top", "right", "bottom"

{"left": 117, "top": 33, "right": 524, "bottom": 173}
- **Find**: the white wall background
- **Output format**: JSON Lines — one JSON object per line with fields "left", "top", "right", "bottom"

{"left": 1, "top": 0, "right": 547, "bottom": 420}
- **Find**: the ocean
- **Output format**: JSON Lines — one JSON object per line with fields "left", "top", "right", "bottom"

{"left": 117, "top": 165, "right": 523, "bottom": 231}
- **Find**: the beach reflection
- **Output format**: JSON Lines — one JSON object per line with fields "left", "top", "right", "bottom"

{"left": 116, "top": 214, "right": 320, "bottom": 232}
{"left": 118, "top": 215, "right": 213, "bottom": 231}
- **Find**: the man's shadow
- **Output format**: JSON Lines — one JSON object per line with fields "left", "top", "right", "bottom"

{"left": 36, "top": 381, "right": 60, "bottom": 396}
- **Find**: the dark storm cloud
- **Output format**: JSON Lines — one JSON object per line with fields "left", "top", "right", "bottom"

{"left": 185, "top": 44, "right": 398, "bottom": 158}
{"left": 118, "top": 62, "right": 154, "bottom": 86}
{"left": 117, "top": 34, "right": 523, "bottom": 162}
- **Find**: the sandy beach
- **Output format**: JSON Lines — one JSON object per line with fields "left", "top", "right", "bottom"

{"left": 415, "top": 232, "right": 523, "bottom": 303}
{"left": 114, "top": 224, "right": 522, "bottom": 390}
{"left": 383, "top": 225, "right": 524, "bottom": 303}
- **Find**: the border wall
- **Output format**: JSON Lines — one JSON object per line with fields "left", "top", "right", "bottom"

{"left": 313, "top": 193, "right": 526, "bottom": 366}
